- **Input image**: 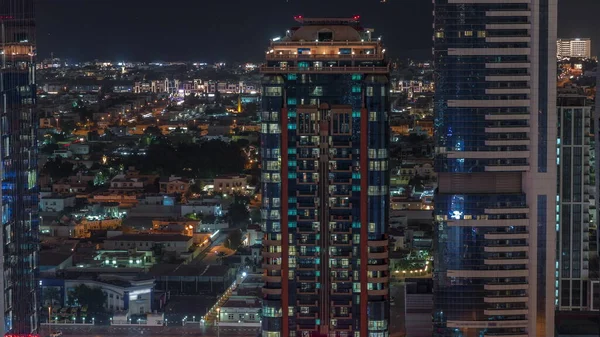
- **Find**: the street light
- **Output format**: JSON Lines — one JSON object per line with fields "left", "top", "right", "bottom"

{"left": 48, "top": 306, "right": 52, "bottom": 337}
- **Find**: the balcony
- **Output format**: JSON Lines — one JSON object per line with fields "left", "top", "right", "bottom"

{"left": 368, "top": 251, "right": 388, "bottom": 259}
{"left": 330, "top": 189, "right": 352, "bottom": 197}
{"left": 330, "top": 275, "right": 352, "bottom": 282}
{"left": 330, "top": 153, "right": 352, "bottom": 160}
{"left": 263, "top": 239, "right": 282, "bottom": 246}
{"left": 263, "top": 274, "right": 282, "bottom": 282}
{"left": 484, "top": 207, "right": 530, "bottom": 214}
{"left": 297, "top": 226, "right": 318, "bottom": 234}
{"left": 262, "top": 287, "right": 282, "bottom": 295}
{"left": 484, "top": 309, "right": 528, "bottom": 316}
{"left": 297, "top": 166, "right": 318, "bottom": 173}
{"left": 484, "top": 258, "right": 528, "bottom": 265}
{"left": 367, "top": 289, "right": 388, "bottom": 296}
{"left": 330, "top": 227, "right": 352, "bottom": 235}
{"left": 297, "top": 264, "right": 317, "bottom": 271}
{"left": 296, "top": 140, "right": 319, "bottom": 148}
{"left": 329, "top": 178, "right": 352, "bottom": 185}
{"left": 331, "top": 300, "right": 352, "bottom": 307}
{"left": 298, "top": 288, "right": 318, "bottom": 295}
{"left": 297, "top": 299, "right": 318, "bottom": 307}
{"left": 330, "top": 202, "right": 352, "bottom": 209}
{"left": 296, "top": 312, "right": 318, "bottom": 319}
{"left": 483, "top": 296, "right": 529, "bottom": 303}
{"left": 297, "top": 202, "right": 318, "bottom": 209}
{"left": 330, "top": 240, "right": 353, "bottom": 247}
{"left": 298, "top": 252, "right": 319, "bottom": 259}
{"left": 485, "top": 165, "right": 530, "bottom": 172}
{"left": 262, "top": 263, "right": 282, "bottom": 270}
{"left": 367, "top": 264, "right": 388, "bottom": 272}
{"left": 332, "top": 324, "right": 353, "bottom": 331}
{"left": 367, "top": 239, "right": 388, "bottom": 247}
{"left": 330, "top": 215, "right": 352, "bottom": 222}
{"left": 296, "top": 179, "right": 318, "bottom": 185}
{"left": 296, "top": 275, "right": 318, "bottom": 282}
{"left": 331, "top": 313, "right": 353, "bottom": 320}
{"left": 297, "top": 189, "right": 318, "bottom": 197}
{"left": 484, "top": 232, "right": 529, "bottom": 240}
{"left": 368, "top": 276, "right": 390, "bottom": 284}
{"left": 297, "top": 325, "right": 318, "bottom": 332}
{"left": 331, "top": 288, "right": 353, "bottom": 296}
{"left": 331, "top": 166, "right": 352, "bottom": 173}
{"left": 297, "top": 152, "right": 319, "bottom": 160}
{"left": 260, "top": 65, "right": 390, "bottom": 75}
{"left": 484, "top": 283, "right": 529, "bottom": 291}
{"left": 262, "top": 251, "right": 282, "bottom": 258}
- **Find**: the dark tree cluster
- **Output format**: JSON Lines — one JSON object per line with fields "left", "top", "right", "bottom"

{"left": 123, "top": 140, "right": 245, "bottom": 178}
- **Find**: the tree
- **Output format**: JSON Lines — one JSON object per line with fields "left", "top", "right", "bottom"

{"left": 250, "top": 208, "right": 261, "bottom": 224}
{"left": 43, "top": 157, "right": 75, "bottom": 180}
{"left": 227, "top": 202, "right": 249, "bottom": 227}
{"left": 224, "top": 229, "right": 243, "bottom": 250}
{"left": 67, "top": 284, "right": 106, "bottom": 313}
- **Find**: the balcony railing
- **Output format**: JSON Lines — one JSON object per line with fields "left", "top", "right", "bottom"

{"left": 266, "top": 53, "right": 384, "bottom": 61}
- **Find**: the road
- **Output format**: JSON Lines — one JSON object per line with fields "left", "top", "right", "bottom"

{"left": 46, "top": 324, "right": 259, "bottom": 337}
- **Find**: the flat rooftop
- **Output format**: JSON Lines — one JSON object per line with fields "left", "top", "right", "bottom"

{"left": 105, "top": 234, "right": 192, "bottom": 242}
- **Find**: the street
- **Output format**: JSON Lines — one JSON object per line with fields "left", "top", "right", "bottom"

{"left": 47, "top": 324, "right": 260, "bottom": 337}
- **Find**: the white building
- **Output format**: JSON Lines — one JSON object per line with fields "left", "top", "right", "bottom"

{"left": 40, "top": 194, "right": 76, "bottom": 212}
{"left": 557, "top": 38, "right": 592, "bottom": 58}
{"left": 64, "top": 277, "right": 154, "bottom": 314}
{"left": 217, "top": 296, "right": 261, "bottom": 327}
{"left": 103, "top": 234, "right": 193, "bottom": 256}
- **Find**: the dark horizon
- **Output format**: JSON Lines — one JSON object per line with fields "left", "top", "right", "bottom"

{"left": 37, "top": 0, "right": 599, "bottom": 62}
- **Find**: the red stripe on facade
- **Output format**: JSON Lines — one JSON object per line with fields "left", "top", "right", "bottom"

{"left": 281, "top": 107, "right": 290, "bottom": 337}
{"left": 359, "top": 107, "right": 369, "bottom": 336}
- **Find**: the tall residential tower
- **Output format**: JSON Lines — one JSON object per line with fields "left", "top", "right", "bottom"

{"left": 260, "top": 16, "right": 390, "bottom": 337}
{"left": 0, "top": 0, "right": 39, "bottom": 335}
{"left": 433, "top": 1, "right": 557, "bottom": 337}
{"left": 556, "top": 88, "right": 594, "bottom": 312}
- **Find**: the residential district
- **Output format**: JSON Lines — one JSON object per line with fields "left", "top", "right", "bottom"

{"left": 31, "top": 49, "right": 599, "bottom": 337}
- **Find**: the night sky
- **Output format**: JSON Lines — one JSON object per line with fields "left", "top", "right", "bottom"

{"left": 36, "top": 0, "right": 600, "bottom": 62}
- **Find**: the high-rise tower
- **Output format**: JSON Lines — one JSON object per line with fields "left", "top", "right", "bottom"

{"left": 0, "top": 0, "right": 39, "bottom": 335}
{"left": 259, "top": 16, "right": 390, "bottom": 337}
{"left": 556, "top": 88, "right": 593, "bottom": 312}
{"left": 433, "top": 1, "right": 557, "bottom": 337}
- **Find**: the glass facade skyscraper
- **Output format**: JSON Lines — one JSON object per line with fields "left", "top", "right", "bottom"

{"left": 433, "top": 1, "right": 557, "bottom": 336}
{"left": 556, "top": 90, "right": 593, "bottom": 311}
{"left": 259, "top": 17, "right": 390, "bottom": 337}
{"left": 0, "top": 0, "right": 39, "bottom": 335}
